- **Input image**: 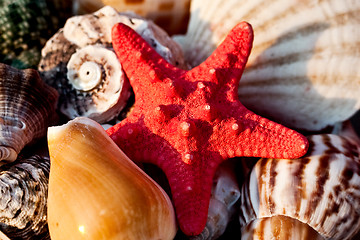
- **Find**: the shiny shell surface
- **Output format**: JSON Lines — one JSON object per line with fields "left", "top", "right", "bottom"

{"left": 47, "top": 117, "right": 177, "bottom": 240}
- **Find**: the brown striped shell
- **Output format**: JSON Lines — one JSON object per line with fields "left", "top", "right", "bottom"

{"left": 240, "top": 134, "right": 360, "bottom": 239}
{"left": 175, "top": 0, "right": 360, "bottom": 131}
{"left": 39, "top": 6, "right": 187, "bottom": 124}
{"left": 0, "top": 154, "right": 50, "bottom": 240}
{"left": 0, "top": 63, "right": 58, "bottom": 164}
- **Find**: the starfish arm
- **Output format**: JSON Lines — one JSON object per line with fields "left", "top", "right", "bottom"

{"left": 188, "top": 22, "right": 254, "bottom": 87}
{"left": 212, "top": 107, "right": 309, "bottom": 159}
{"left": 111, "top": 23, "right": 185, "bottom": 93}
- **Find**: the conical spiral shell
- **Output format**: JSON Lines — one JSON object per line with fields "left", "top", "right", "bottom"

{"left": 176, "top": 0, "right": 360, "bottom": 131}
{"left": 240, "top": 134, "right": 360, "bottom": 239}
{"left": 0, "top": 154, "right": 50, "bottom": 240}
{"left": 0, "top": 63, "right": 58, "bottom": 164}
{"left": 39, "top": 6, "right": 186, "bottom": 124}
{"left": 47, "top": 117, "right": 177, "bottom": 240}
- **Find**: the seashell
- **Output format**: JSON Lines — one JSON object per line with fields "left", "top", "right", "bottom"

{"left": 175, "top": 0, "right": 360, "bottom": 131}
{"left": 0, "top": 154, "right": 50, "bottom": 240}
{"left": 73, "top": 0, "right": 191, "bottom": 35}
{"left": 239, "top": 134, "right": 360, "bottom": 239}
{"left": 191, "top": 161, "right": 240, "bottom": 240}
{"left": 0, "top": 63, "right": 58, "bottom": 164}
{"left": 47, "top": 117, "right": 177, "bottom": 240}
{"left": 0, "top": 0, "right": 74, "bottom": 69}
{"left": 39, "top": 6, "right": 187, "bottom": 124}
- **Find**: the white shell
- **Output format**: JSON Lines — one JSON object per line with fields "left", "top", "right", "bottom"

{"left": 175, "top": 0, "right": 360, "bottom": 131}
{"left": 191, "top": 161, "right": 240, "bottom": 240}
{"left": 39, "top": 6, "right": 186, "bottom": 124}
{"left": 240, "top": 134, "right": 360, "bottom": 239}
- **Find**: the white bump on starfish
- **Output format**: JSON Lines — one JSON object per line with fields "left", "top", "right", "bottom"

{"left": 197, "top": 82, "right": 205, "bottom": 89}
{"left": 180, "top": 121, "right": 191, "bottom": 136}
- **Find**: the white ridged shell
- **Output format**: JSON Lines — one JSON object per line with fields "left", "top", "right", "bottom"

{"left": 240, "top": 134, "right": 360, "bottom": 239}
{"left": 39, "top": 6, "right": 186, "bottom": 124}
{"left": 175, "top": 0, "right": 360, "bottom": 131}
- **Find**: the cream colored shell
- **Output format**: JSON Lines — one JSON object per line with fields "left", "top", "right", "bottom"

{"left": 240, "top": 134, "right": 360, "bottom": 239}
{"left": 175, "top": 0, "right": 360, "bottom": 131}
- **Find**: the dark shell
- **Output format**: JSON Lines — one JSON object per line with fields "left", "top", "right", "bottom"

{"left": 0, "top": 154, "right": 50, "bottom": 240}
{"left": 0, "top": 63, "right": 59, "bottom": 164}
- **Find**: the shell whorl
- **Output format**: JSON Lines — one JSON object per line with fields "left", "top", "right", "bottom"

{"left": 0, "top": 63, "right": 58, "bottom": 164}
{"left": 240, "top": 134, "right": 360, "bottom": 239}
{"left": 0, "top": 154, "right": 50, "bottom": 240}
{"left": 39, "top": 6, "right": 186, "bottom": 124}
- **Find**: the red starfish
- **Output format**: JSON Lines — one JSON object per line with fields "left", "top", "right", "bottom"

{"left": 107, "top": 22, "right": 308, "bottom": 236}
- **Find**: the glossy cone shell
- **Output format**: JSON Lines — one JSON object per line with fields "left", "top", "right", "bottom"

{"left": 177, "top": 0, "right": 360, "bottom": 131}
{"left": 47, "top": 117, "right": 176, "bottom": 240}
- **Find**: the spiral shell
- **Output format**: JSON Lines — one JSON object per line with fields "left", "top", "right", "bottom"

{"left": 175, "top": 0, "right": 360, "bottom": 131}
{"left": 0, "top": 0, "right": 73, "bottom": 69}
{"left": 47, "top": 117, "right": 177, "bottom": 240}
{"left": 0, "top": 63, "right": 58, "bottom": 164}
{"left": 240, "top": 134, "right": 360, "bottom": 239}
{"left": 0, "top": 154, "right": 50, "bottom": 240}
{"left": 39, "top": 6, "right": 186, "bottom": 124}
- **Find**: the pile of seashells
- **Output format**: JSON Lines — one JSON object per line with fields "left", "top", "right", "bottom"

{"left": 1, "top": 0, "right": 360, "bottom": 239}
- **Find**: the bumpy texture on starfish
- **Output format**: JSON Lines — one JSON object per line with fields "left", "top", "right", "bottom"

{"left": 107, "top": 22, "right": 309, "bottom": 236}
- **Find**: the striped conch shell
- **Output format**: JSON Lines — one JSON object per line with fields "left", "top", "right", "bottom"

{"left": 47, "top": 117, "right": 177, "bottom": 240}
{"left": 39, "top": 6, "right": 186, "bottom": 124}
{"left": 0, "top": 154, "right": 50, "bottom": 240}
{"left": 74, "top": 0, "right": 191, "bottom": 35}
{"left": 174, "top": 0, "right": 360, "bottom": 131}
{"left": 0, "top": 0, "right": 73, "bottom": 69}
{"left": 0, "top": 63, "right": 58, "bottom": 164}
{"left": 240, "top": 134, "right": 360, "bottom": 239}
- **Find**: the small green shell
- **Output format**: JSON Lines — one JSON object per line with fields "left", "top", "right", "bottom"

{"left": 0, "top": 0, "right": 72, "bottom": 69}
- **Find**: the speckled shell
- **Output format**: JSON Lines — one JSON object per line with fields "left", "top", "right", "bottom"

{"left": 0, "top": 154, "right": 50, "bottom": 240}
{"left": 191, "top": 161, "right": 240, "bottom": 240}
{"left": 47, "top": 117, "right": 177, "bottom": 240}
{"left": 74, "top": 0, "right": 191, "bottom": 35}
{"left": 0, "top": 63, "right": 58, "bottom": 164}
{"left": 39, "top": 6, "right": 186, "bottom": 124}
{"left": 240, "top": 134, "right": 360, "bottom": 239}
{"left": 175, "top": 0, "right": 360, "bottom": 131}
{"left": 0, "top": 0, "right": 73, "bottom": 69}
